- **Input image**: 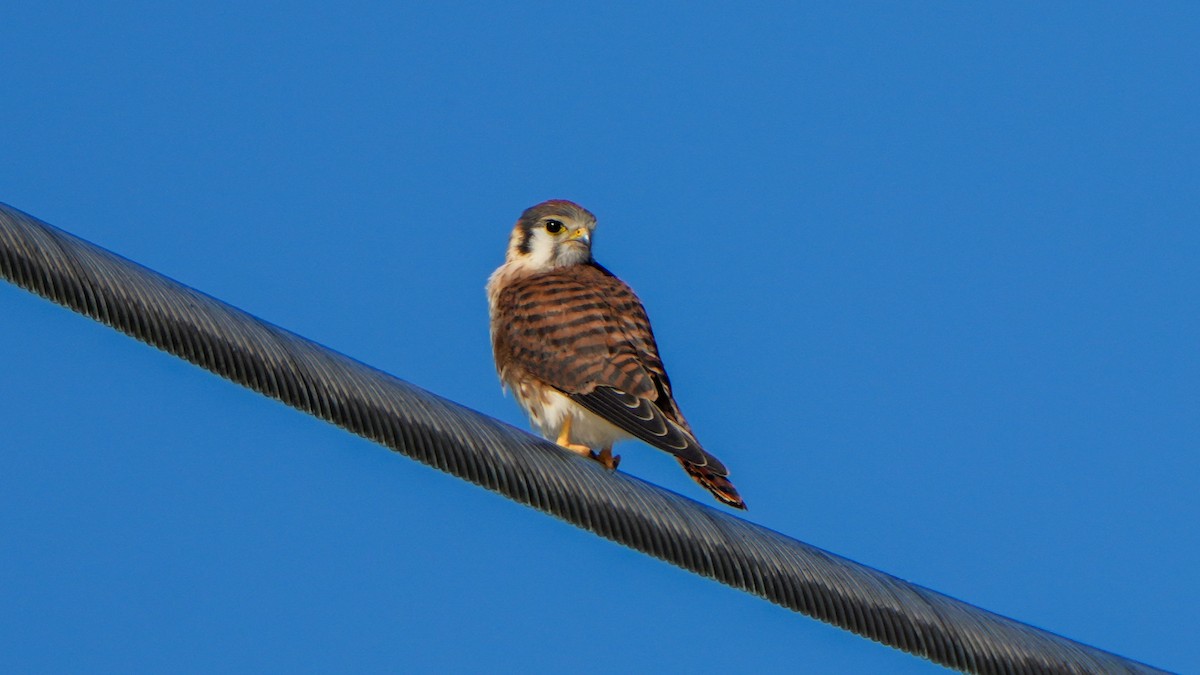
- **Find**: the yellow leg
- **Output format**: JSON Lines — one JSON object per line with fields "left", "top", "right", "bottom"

{"left": 556, "top": 418, "right": 621, "bottom": 470}
{"left": 555, "top": 417, "right": 593, "bottom": 457}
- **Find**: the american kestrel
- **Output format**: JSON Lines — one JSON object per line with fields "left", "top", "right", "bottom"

{"left": 487, "top": 200, "right": 745, "bottom": 509}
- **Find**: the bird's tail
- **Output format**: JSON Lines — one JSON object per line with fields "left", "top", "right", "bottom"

{"left": 679, "top": 459, "right": 747, "bottom": 510}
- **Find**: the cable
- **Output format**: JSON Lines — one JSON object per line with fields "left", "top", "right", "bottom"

{"left": 0, "top": 202, "right": 1168, "bottom": 674}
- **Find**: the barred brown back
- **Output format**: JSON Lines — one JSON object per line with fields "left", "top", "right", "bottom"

{"left": 491, "top": 261, "right": 740, "bottom": 495}
{"left": 495, "top": 262, "right": 658, "bottom": 400}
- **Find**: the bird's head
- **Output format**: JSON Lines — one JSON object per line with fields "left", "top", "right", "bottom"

{"left": 506, "top": 200, "right": 597, "bottom": 269}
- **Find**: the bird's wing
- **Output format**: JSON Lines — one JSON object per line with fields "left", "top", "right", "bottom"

{"left": 492, "top": 263, "right": 727, "bottom": 474}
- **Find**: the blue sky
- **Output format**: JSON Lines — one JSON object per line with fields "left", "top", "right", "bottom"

{"left": 1, "top": 3, "right": 1196, "bottom": 672}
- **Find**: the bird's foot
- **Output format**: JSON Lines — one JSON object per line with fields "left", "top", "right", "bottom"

{"left": 558, "top": 441, "right": 595, "bottom": 458}
{"left": 555, "top": 418, "right": 619, "bottom": 469}
{"left": 591, "top": 447, "right": 621, "bottom": 471}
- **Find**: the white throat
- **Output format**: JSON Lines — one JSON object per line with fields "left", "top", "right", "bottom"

{"left": 528, "top": 235, "right": 589, "bottom": 270}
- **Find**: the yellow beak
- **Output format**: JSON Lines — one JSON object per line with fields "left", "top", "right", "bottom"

{"left": 569, "top": 227, "right": 590, "bottom": 245}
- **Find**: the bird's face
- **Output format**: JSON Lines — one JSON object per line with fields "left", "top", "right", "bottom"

{"left": 506, "top": 200, "right": 597, "bottom": 270}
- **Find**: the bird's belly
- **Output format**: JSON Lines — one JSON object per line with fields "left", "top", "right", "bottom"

{"left": 512, "top": 380, "right": 630, "bottom": 449}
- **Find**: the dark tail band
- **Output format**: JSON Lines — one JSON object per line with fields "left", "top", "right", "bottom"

{"left": 679, "top": 459, "right": 746, "bottom": 510}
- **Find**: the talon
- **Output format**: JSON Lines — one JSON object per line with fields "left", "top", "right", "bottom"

{"left": 594, "top": 446, "right": 621, "bottom": 470}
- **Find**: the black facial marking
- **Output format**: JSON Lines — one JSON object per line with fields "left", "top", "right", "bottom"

{"left": 516, "top": 222, "right": 534, "bottom": 255}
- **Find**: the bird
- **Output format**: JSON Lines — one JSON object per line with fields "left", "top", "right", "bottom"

{"left": 487, "top": 199, "right": 745, "bottom": 509}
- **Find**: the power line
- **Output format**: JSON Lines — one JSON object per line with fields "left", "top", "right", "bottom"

{"left": 0, "top": 202, "right": 1168, "bottom": 674}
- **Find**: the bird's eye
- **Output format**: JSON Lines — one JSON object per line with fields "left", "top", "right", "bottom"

{"left": 544, "top": 220, "right": 565, "bottom": 234}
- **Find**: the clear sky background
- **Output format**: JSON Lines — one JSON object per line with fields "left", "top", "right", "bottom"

{"left": 1, "top": 3, "right": 1196, "bottom": 673}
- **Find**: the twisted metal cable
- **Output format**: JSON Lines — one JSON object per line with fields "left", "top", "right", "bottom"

{"left": 0, "top": 202, "right": 1168, "bottom": 675}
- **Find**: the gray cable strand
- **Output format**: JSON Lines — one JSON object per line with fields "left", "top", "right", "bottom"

{"left": 0, "top": 202, "right": 1169, "bottom": 675}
